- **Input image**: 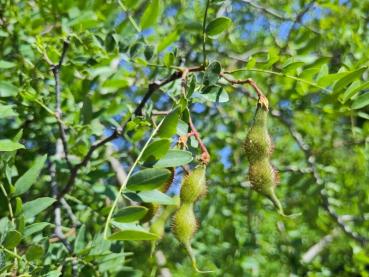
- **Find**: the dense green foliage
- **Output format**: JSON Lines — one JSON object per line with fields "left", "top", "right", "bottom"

{"left": 1, "top": 0, "right": 369, "bottom": 276}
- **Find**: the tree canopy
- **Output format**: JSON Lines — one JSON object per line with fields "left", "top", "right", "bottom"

{"left": 0, "top": 0, "right": 369, "bottom": 276}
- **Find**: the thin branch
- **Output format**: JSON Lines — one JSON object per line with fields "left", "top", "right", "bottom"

{"left": 49, "top": 148, "right": 73, "bottom": 253}
{"left": 57, "top": 66, "right": 204, "bottom": 200}
{"left": 60, "top": 198, "right": 81, "bottom": 227}
{"left": 241, "top": 0, "right": 287, "bottom": 20}
{"left": 223, "top": 68, "right": 330, "bottom": 92}
{"left": 202, "top": 0, "right": 210, "bottom": 66}
{"left": 241, "top": 0, "right": 320, "bottom": 36}
{"left": 282, "top": 0, "right": 317, "bottom": 51}
{"left": 51, "top": 39, "right": 71, "bottom": 170}
{"left": 49, "top": 144, "right": 78, "bottom": 277}
{"left": 107, "top": 145, "right": 128, "bottom": 187}
{"left": 301, "top": 229, "right": 339, "bottom": 264}
{"left": 188, "top": 115, "right": 210, "bottom": 165}
{"left": 271, "top": 110, "right": 369, "bottom": 246}
{"left": 220, "top": 72, "right": 269, "bottom": 109}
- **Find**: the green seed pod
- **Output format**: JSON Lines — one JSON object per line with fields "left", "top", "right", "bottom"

{"left": 248, "top": 159, "right": 285, "bottom": 214}
{"left": 245, "top": 103, "right": 299, "bottom": 217}
{"left": 172, "top": 166, "right": 214, "bottom": 273}
{"left": 173, "top": 203, "right": 197, "bottom": 244}
{"left": 180, "top": 165, "right": 207, "bottom": 203}
{"left": 244, "top": 104, "right": 272, "bottom": 162}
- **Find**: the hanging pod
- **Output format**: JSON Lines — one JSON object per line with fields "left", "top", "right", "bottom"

{"left": 172, "top": 165, "right": 214, "bottom": 273}
{"left": 245, "top": 101, "right": 299, "bottom": 218}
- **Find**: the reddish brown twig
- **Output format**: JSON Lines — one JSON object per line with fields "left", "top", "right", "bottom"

{"left": 220, "top": 72, "right": 269, "bottom": 110}
{"left": 188, "top": 116, "right": 210, "bottom": 165}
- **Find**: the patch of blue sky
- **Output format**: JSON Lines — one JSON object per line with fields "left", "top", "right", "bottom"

{"left": 278, "top": 21, "right": 294, "bottom": 41}
{"left": 165, "top": 6, "right": 178, "bottom": 17}
{"left": 118, "top": 58, "right": 134, "bottom": 72}
{"left": 114, "top": 12, "right": 126, "bottom": 27}
{"left": 167, "top": 167, "right": 185, "bottom": 196}
{"left": 140, "top": 28, "right": 155, "bottom": 37}
{"left": 142, "top": 66, "right": 151, "bottom": 76}
{"left": 155, "top": 93, "right": 171, "bottom": 110}
{"left": 192, "top": 103, "right": 206, "bottom": 113}
{"left": 219, "top": 146, "right": 232, "bottom": 169}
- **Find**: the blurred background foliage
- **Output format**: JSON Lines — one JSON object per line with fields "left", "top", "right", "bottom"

{"left": 0, "top": 0, "right": 369, "bottom": 276}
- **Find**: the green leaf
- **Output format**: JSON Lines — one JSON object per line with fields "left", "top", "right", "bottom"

{"left": 44, "top": 270, "right": 62, "bottom": 277}
{"left": 26, "top": 245, "right": 44, "bottom": 261}
{"left": 153, "top": 150, "right": 193, "bottom": 168}
{"left": 352, "top": 92, "right": 369, "bottom": 110}
{"left": 0, "top": 140, "right": 25, "bottom": 152}
{"left": 81, "top": 96, "right": 93, "bottom": 124}
{"left": 157, "top": 108, "right": 180, "bottom": 138}
{"left": 74, "top": 225, "right": 86, "bottom": 253}
{"left": 206, "top": 17, "right": 232, "bottom": 37}
{"left": 0, "top": 60, "right": 16, "bottom": 69}
{"left": 3, "top": 230, "right": 22, "bottom": 249}
{"left": 163, "top": 52, "right": 175, "bottom": 67}
{"left": 0, "top": 81, "right": 17, "bottom": 97}
{"left": 200, "top": 85, "right": 229, "bottom": 103}
{"left": 203, "top": 61, "right": 221, "bottom": 86}
{"left": 127, "top": 168, "right": 171, "bottom": 191}
{"left": 24, "top": 222, "right": 51, "bottom": 237}
{"left": 177, "top": 119, "right": 189, "bottom": 136}
{"left": 23, "top": 197, "right": 56, "bottom": 220}
{"left": 14, "top": 155, "right": 47, "bottom": 196}
{"left": 140, "top": 0, "right": 160, "bottom": 29}
{"left": 358, "top": 112, "right": 369, "bottom": 120}
{"left": 317, "top": 71, "right": 350, "bottom": 87}
{"left": 141, "top": 139, "right": 170, "bottom": 162}
{"left": 137, "top": 190, "right": 176, "bottom": 205}
{"left": 157, "top": 31, "right": 178, "bottom": 52}
{"left": 144, "top": 45, "right": 154, "bottom": 60}
{"left": 113, "top": 206, "right": 148, "bottom": 222}
{"left": 282, "top": 61, "right": 304, "bottom": 74}
{"left": 333, "top": 67, "right": 367, "bottom": 92}
{"left": 341, "top": 80, "right": 369, "bottom": 103}
{"left": 107, "top": 229, "right": 159, "bottom": 241}
{"left": 0, "top": 104, "right": 17, "bottom": 118}
{"left": 105, "top": 32, "right": 116, "bottom": 52}
{"left": 111, "top": 222, "right": 146, "bottom": 231}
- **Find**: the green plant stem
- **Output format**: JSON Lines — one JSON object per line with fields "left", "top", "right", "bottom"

{"left": 0, "top": 183, "right": 20, "bottom": 272}
{"left": 0, "top": 246, "right": 22, "bottom": 261}
{"left": 225, "top": 68, "right": 331, "bottom": 92}
{"left": 202, "top": 0, "right": 210, "bottom": 66}
{"left": 0, "top": 183, "right": 15, "bottom": 224}
{"left": 103, "top": 115, "right": 168, "bottom": 239}
{"left": 118, "top": 0, "right": 142, "bottom": 34}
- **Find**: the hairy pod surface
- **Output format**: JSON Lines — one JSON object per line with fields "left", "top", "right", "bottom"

{"left": 180, "top": 165, "right": 207, "bottom": 203}
{"left": 172, "top": 165, "right": 213, "bottom": 273}
{"left": 244, "top": 103, "right": 293, "bottom": 216}
{"left": 172, "top": 203, "right": 197, "bottom": 244}
{"left": 244, "top": 105, "right": 272, "bottom": 161}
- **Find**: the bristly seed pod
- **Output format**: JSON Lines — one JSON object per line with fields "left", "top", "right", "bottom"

{"left": 180, "top": 165, "right": 207, "bottom": 203}
{"left": 172, "top": 165, "right": 213, "bottom": 273}
{"left": 245, "top": 100, "right": 299, "bottom": 217}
